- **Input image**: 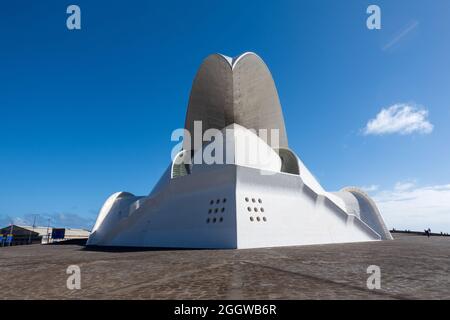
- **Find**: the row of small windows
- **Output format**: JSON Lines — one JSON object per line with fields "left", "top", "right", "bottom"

{"left": 209, "top": 208, "right": 226, "bottom": 214}
{"left": 247, "top": 207, "right": 264, "bottom": 213}
{"left": 250, "top": 216, "right": 267, "bottom": 222}
{"left": 245, "top": 197, "right": 262, "bottom": 204}
{"left": 207, "top": 217, "right": 224, "bottom": 223}
{"left": 210, "top": 199, "right": 227, "bottom": 205}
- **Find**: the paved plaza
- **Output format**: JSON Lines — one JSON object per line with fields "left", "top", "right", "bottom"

{"left": 1, "top": 233, "right": 449, "bottom": 299}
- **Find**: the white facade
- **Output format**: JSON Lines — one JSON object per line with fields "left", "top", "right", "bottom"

{"left": 87, "top": 52, "right": 392, "bottom": 249}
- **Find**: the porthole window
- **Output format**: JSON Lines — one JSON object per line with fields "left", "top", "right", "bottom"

{"left": 210, "top": 200, "right": 214, "bottom": 205}
{"left": 219, "top": 217, "right": 223, "bottom": 222}
{"left": 254, "top": 208, "right": 258, "bottom": 212}
{"left": 258, "top": 199, "right": 262, "bottom": 204}
{"left": 247, "top": 207, "right": 251, "bottom": 212}
{"left": 216, "top": 199, "right": 220, "bottom": 204}
{"left": 223, "top": 198, "right": 227, "bottom": 203}
{"left": 207, "top": 218, "right": 210, "bottom": 223}
{"left": 208, "top": 209, "right": 212, "bottom": 214}
{"left": 250, "top": 217, "right": 254, "bottom": 222}
{"left": 263, "top": 217, "right": 267, "bottom": 222}
{"left": 213, "top": 218, "right": 217, "bottom": 223}
{"left": 215, "top": 208, "right": 219, "bottom": 213}
{"left": 221, "top": 208, "right": 225, "bottom": 213}
{"left": 260, "top": 208, "right": 264, "bottom": 213}
{"left": 245, "top": 197, "right": 249, "bottom": 202}
{"left": 257, "top": 217, "right": 261, "bottom": 222}
{"left": 252, "top": 198, "right": 256, "bottom": 203}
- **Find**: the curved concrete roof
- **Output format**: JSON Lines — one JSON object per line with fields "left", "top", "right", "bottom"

{"left": 340, "top": 187, "right": 393, "bottom": 240}
{"left": 91, "top": 192, "right": 135, "bottom": 233}
{"left": 184, "top": 52, "right": 288, "bottom": 150}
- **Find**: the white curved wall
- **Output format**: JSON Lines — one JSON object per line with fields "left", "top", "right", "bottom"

{"left": 193, "top": 123, "right": 281, "bottom": 173}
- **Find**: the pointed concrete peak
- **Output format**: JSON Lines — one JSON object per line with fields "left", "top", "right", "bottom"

{"left": 216, "top": 52, "right": 262, "bottom": 69}
{"left": 217, "top": 54, "right": 233, "bottom": 67}
{"left": 231, "top": 52, "right": 260, "bottom": 69}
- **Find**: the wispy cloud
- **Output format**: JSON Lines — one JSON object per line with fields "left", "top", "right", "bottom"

{"left": 360, "top": 185, "right": 379, "bottom": 192}
{"left": 363, "top": 103, "right": 433, "bottom": 136}
{"left": 394, "top": 180, "right": 416, "bottom": 192}
{"left": 383, "top": 20, "right": 419, "bottom": 51}
{"left": 372, "top": 181, "right": 450, "bottom": 233}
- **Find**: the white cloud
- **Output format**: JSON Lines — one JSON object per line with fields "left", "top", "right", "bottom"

{"left": 372, "top": 182, "right": 450, "bottom": 233}
{"left": 363, "top": 103, "right": 433, "bottom": 135}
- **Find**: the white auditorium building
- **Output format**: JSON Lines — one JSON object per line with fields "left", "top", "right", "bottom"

{"left": 87, "top": 52, "right": 392, "bottom": 249}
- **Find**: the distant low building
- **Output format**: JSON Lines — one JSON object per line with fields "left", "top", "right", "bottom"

{"left": 0, "top": 225, "right": 91, "bottom": 246}
{"left": 0, "top": 225, "right": 41, "bottom": 245}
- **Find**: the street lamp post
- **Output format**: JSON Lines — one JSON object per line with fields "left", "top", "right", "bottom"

{"left": 9, "top": 223, "right": 14, "bottom": 246}
{"left": 28, "top": 215, "right": 37, "bottom": 244}
{"left": 46, "top": 218, "right": 51, "bottom": 244}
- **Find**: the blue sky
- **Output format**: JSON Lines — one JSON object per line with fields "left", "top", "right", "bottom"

{"left": 1, "top": 0, "right": 449, "bottom": 232}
